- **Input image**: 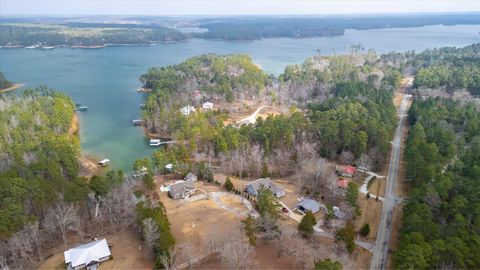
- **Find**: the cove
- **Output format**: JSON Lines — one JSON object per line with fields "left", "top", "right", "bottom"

{"left": 0, "top": 24, "right": 479, "bottom": 170}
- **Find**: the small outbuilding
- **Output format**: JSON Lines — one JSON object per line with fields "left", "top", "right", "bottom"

{"left": 202, "top": 101, "right": 214, "bottom": 110}
{"left": 296, "top": 199, "right": 321, "bottom": 214}
{"left": 336, "top": 178, "right": 349, "bottom": 189}
{"left": 64, "top": 239, "right": 111, "bottom": 270}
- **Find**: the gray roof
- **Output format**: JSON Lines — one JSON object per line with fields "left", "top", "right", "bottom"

{"left": 334, "top": 209, "right": 346, "bottom": 219}
{"left": 184, "top": 172, "right": 197, "bottom": 182}
{"left": 296, "top": 199, "right": 320, "bottom": 213}
{"left": 170, "top": 181, "right": 195, "bottom": 197}
{"left": 246, "top": 178, "right": 284, "bottom": 195}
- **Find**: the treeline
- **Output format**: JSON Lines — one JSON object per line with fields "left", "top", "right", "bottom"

{"left": 0, "top": 23, "right": 187, "bottom": 47}
{"left": 0, "top": 72, "right": 13, "bottom": 89}
{"left": 394, "top": 98, "right": 480, "bottom": 269}
{"left": 196, "top": 13, "right": 480, "bottom": 40}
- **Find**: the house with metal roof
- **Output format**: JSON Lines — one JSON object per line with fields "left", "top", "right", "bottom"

{"left": 335, "top": 165, "right": 358, "bottom": 178}
{"left": 296, "top": 198, "right": 321, "bottom": 214}
{"left": 64, "top": 239, "right": 111, "bottom": 270}
{"left": 245, "top": 178, "right": 285, "bottom": 198}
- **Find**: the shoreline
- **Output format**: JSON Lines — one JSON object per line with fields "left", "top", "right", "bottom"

{"left": 68, "top": 113, "right": 101, "bottom": 177}
{"left": 0, "top": 83, "right": 25, "bottom": 93}
{"left": 68, "top": 113, "right": 79, "bottom": 136}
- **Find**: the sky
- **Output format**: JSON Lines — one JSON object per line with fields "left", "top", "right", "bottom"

{"left": 1, "top": 0, "right": 480, "bottom": 16}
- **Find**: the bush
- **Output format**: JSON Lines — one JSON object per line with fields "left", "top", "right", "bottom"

{"left": 314, "top": 258, "right": 342, "bottom": 270}
{"left": 366, "top": 192, "right": 370, "bottom": 199}
{"left": 224, "top": 177, "right": 234, "bottom": 192}
{"left": 298, "top": 210, "right": 316, "bottom": 237}
{"left": 360, "top": 223, "right": 370, "bottom": 236}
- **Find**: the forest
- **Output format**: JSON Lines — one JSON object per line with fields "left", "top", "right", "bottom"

{"left": 0, "top": 23, "right": 187, "bottom": 47}
{"left": 140, "top": 52, "right": 400, "bottom": 186}
{"left": 0, "top": 87, "right": 174, "bottom": 269}
{"left": 393, "top": 98, "right": 480, "bottom": 269}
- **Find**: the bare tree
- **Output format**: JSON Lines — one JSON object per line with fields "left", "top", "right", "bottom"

{"left": 355, "top": 154, "right": 372, "bottom": 171}
{"left": 7, "top": 226, "right": 35, "bottom": 267}
{"left": 340, "top": 151, "right": 354, "bottom": 165}
{"left": 159, "top": 247, "right": 177, "bottom": 270}
{"left": 44, "top": 202, "right": 80, "bottom": 248}
{"left": 178, "top": 241, "right": 196, "bottom": 269}
{"left": 26, "top": 221, "right": 41, "bottom": 261}
{"left": 219, "top": 231, "right": 255, "bottom": 269}
{"left": 101, "top": 182, "right": 136, "bottom": 233}
{"left": 142, "top": 218, "right": 159, "bottom": 256}
{"left": 270, "top": 148, "right": 292, "bottom": 176}
{"left": 255, "top": 215, "right": 281, "bottom": 241}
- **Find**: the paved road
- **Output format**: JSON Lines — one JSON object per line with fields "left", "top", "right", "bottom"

{"left": 370, "top": 80, "right": 412, "bottom": 270}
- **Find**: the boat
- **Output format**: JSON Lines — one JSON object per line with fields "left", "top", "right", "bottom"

{"left": 25, "top": 45, "right": 36, "bottom": 49}
{"left": 41, "top": 46, "right": 56, "bottom": 50}
{"left": 149, "top": 139, "right": 162, "bottom": 146}
{"left": 98, "top": 159, "right": 111, "bottom": 166}
{"left": 75, "top": 106, "right": 88, "bottom": 111}
{"left": 132, "top": 119, "right": 143, "bottom": 126}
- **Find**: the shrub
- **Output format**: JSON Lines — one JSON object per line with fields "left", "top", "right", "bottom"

{"left": 360, "top": 223, "right": 370, "bottom": 237}
{"left": 224, "top": 177, "right": 234, "bottom": 192}
{"left": 298, "top": 210, "right": 317, "bottom": 237}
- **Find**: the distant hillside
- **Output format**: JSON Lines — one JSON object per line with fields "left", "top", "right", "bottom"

{"left": 196, "top": 13, "right": 480, "bottom": 40}
{"left": 0, "top": 23, "right": 188, "bottom": 47}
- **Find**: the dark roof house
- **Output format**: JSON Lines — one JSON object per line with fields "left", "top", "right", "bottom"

{"left": 245, "top": 178, "right": 285, "bottom": 198}
{"left": 169, "top": 181, "right": 196, "bottom": 200}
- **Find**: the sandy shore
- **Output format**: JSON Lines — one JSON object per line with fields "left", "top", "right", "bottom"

{"left": 68, "top": 113, "right": 79, "bottom": 136}
{"left": 0, "top": 83, "right": 24, "bottom": 93}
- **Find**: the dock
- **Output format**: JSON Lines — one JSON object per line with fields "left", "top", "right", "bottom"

{"left": 149, "top": 139, "right": 175, "bottom": 147}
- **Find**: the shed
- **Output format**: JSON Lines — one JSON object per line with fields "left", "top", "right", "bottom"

{"left": 64, "top": 239, "right": 111, "bottom": 270}
{"left": 336, "top": 178, "right": 349, "bottom": 189}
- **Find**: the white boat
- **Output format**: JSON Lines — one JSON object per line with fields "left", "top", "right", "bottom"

{"left": 98, "top": 159, "right": 111, "bottom": 166}
{"left": 149, "top": 139, "right": 161, "bottom": 146}
{"left": 25, "top": 45, "right": 36, "bottom": 49}
{"left": 41, "top": 46, "right": 56, "bottom": 50}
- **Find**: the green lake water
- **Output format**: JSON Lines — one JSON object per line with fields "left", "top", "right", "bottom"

{"left": 0, "top": 24, "right": 479, "bottom": 170}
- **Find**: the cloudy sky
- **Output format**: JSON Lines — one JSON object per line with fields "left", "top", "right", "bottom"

{"left": 1, "top": 0, "right": 480, "bottom": 16}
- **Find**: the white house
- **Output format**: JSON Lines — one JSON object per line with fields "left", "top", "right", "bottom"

{"left": 180, "top": 105, "right": 196, "bottom": 116}
{"left": 64, "top": 239, "right": 111, "bottom": 270}
{"left": 202, "top": 101, "right": 213, "bottom": 110}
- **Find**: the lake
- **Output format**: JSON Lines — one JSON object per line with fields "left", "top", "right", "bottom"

{"left": 0, "top": 24, "right": 479, "bottom": 170}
